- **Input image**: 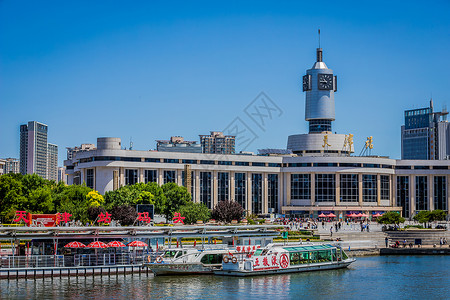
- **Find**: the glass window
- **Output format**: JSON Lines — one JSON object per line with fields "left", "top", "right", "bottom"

{"left": 86, "top": 169, "right": 94, "bottom": 189}
{"left": 218, "top": 161, "right": 232, "bottom": 165}
{"left": 164, "top": 159, "right": 179, "bottom": 163}
{"left": 125, "top": 169, "right": 138, "bottom": 185}
{"left": 362, "top": 175, "right": 377, "bottom": 202}
{"left": 252, "top": 174, "right": 262, "bottom": 214}
{"left": 268, "top": 174, "right": 278, "bottom": 213}
{"left": 235, "top": 173, "right": 246, "bottom": 209}
{"left": 396, "top": 176, "right": 409, "bottom": 217}
{"left": 145, "top": 170, "right": 157, "bottom": 183}
{"left": 291, "top": 174, "right": 311, "bottom": 200}
{"left": 200, "top": 160, "right": 215, "bottom": 165}
{"left": 415, "top": 176, "right": 428, "bottom": 211}
{"left": 218, "top": 172, "right": 229, "bottom": 202}
{"left": 252, "top": 162, "right": 265, "bottom": 167}
{"left": 200, "top": 172, "right": 212, "bottom": 209}
{"left": 315, "top": 174, "right": 335, "bottom": 202}
{"left": 434, "top": 176, "right": 447, "bottom": 211}
{"left": 380, "top": 175, "right": 390, "bottom": 200}
{"left": 164, "top": 170, "right": 176, "bottom": 184}
{"left": 340, "top": 174, "right": 358, "bottom": 202}
{"left": 235, "top": 162, "right": 250, "bottom": 166}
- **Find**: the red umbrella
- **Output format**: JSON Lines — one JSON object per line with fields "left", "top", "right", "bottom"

{"left": 361, "top": 213, "right": 369, "bottom": 218}
{"left": 127, "top": 240, "right": 148, "bottom": 247}
{"left": 87, "top": 241, "right": 108, "bottom": 248}
{"left": 107, "top": 241, "right": 126, "bottom": 248}
{"left": 356, "top": 213, "right": 363, "bottom": 217}
{"left": 349, "top": 213, "right": 358, "bottom": 218}
{"left": 327, "top": 213, "right": 336, "bottom": 218}
{"left": 318, "top": 213, "right": 327, "bottom": 218}
{"left": 64, "top": 241, "right": 86, "bottom": 248}
{"left": 373, "top": 213, "right": 382, "bottom": 217}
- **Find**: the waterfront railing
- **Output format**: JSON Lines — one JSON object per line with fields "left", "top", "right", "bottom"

{"left": 0, "top": 253, "right": 153, "bottom": 269}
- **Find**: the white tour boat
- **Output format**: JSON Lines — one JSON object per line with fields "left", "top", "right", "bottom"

{"left": 144, "top": 246, "right": 234, "bottom": 276}
{"left": 214, "top": 243, "right": 355, "bottom": 276}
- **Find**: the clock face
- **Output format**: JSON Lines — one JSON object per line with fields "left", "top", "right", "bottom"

{"left": 302, "top": 75, "right": 311, "bottom": 91}
{"left": 318, "top": 74, "right": 333, "bottom": 90}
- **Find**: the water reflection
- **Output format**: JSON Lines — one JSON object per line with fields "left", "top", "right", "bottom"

{"left": 1, "top": 256, "right": 449, "bottom": 300}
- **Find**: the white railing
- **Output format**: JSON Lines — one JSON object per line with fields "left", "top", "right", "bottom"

{"left": 0, "top": 253, "right": 148, "bottom": 269}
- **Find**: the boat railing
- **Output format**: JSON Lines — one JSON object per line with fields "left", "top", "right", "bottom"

{"left": 0, "top": 253, "right": 148, "bottom": 269}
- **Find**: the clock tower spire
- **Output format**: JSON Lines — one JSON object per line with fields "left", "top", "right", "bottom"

{"left": 302, "top": 45, "right": 337, "bottom": 134}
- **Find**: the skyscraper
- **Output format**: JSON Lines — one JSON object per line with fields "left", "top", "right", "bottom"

{"left": 19, "top": 121, "right": 58, "bottom": 179}
{"left": 47, "top": 143, "right": 58, "bottom": 181}
{"left": 401, "top": 100, "right": 449, "bottom": 160}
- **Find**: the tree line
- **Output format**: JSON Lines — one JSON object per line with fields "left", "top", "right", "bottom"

{"left": 0, "top": 173, "right": 244, "bottom": 225}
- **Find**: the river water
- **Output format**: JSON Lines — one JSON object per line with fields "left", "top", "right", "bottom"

{"left": 1, "top": 256, "right": 449, "bottom": 300}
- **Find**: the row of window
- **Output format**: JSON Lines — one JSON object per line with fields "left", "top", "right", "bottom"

{"left": 291, "top": 174, "right": 391, "bottom": 202}
{"left": 76, "top": 156, "right": 449, "bottom": 170}
{"left": 397, "top": 176, "right": 448, "bottom": 216}
{"left": 119, "top": 169, "right": 279, "bottom": 213}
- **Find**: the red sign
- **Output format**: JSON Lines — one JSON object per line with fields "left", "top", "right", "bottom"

{"left": 172, "top": 212, "right": 185, "bottom": 224}
{"left": 98, "top": 212, "right": 112, "bottom": 224}
{"left": 14, "top": 211, "right": 30, "bottom": 224}
{"left": 30, "top": 214, "right": 58, "bottom": 227}
{"left": 279, "top": 254, "right": 289, "bottom": 269}
{"left": 56, "top": 212, "right": 72, "bottom": 224}
{"left": 137, "top": 212, "right": 152, "bottom": 223}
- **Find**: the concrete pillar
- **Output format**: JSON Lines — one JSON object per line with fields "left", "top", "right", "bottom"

{"left": 120, "top": 167, "right": 125, "bottom": 187}
{"left": 410, "top": 175, "right": 416, "bottom": 216}
{"left": 158, "top": 169, "right": 163, "bottom": 186}
{"left": 429, "top": 175, "right": 434, "bottom": 211}
{"left": 391, "top": 175, "right": 395, "bottom": 207}
{"left": 377, "top": 174, "right": 381, "bottom": 205}
{"left": 246, "top": 173, "right": 252, "bottom": 215}
{"left": 311, "top": 173, "right": 315, "bottom": 206}
{"left": 358, "top": 173, "right": 363, "bottom": 206}
{"left": 195, "top": 172, "right": 200, "bottom": 204}
{"left": 286, "top": 173, "right": 291, "bottom": 206}
{"left": 230, "top": 172, "right": 235, "bottom": 201}
{"left": 336, "top": 173, "right": 340, "bottom": 205}
{"left": 213, "top": 170, "right": 218, "bottom": 208}
{"left": 139, "top": 168, "right": 144, "bottom": 183}
{"left": 263, "top": 173, "right": 268, "bottom": 214}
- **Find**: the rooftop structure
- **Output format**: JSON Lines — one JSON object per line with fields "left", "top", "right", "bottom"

{"left": 156, "top": 136, "right": 202, "bottom": 153}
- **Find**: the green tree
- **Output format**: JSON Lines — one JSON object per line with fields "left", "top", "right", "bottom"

{"left": 56, "top": 184, "right": 93, "bottom": 223}
{"left": 178, "top": 202, "right": 211, "bottom": 224}
{"left": 27, "top": 186, "right": 54, "bottom": 213}
{"left": 111, "top": 205, "right": 137, "bottom": 226}
{"left": 0, "top": 174, "right": 27, "bottom": 222}
{"left": 135, "top": 191, "right": 154, "bottom": 205}
{"left": 429, "top": 210, "right": 447, "bottom": 222}
{"left": 413, "top": 211, "right": 431, "bottom": 227}
{"left": 162, "top": 183, "right": 191, "bottom": 222}
{"left": 376, "top": 211, "right": 405, "bottom": 225}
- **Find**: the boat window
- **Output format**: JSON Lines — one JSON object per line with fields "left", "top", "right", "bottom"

{"left": 261, "top": 249, "right": 269, "bottom": 255}
{"left": 175, "top": 251, "right": 183, "bottom": 258}
{"left": 164, "top": 251, "right": 178, "bottom": 258}
{"left": 200, "top": 254, "right": 223, "bottom": 265}
{"left": 254, "top": 249, "right": 263, "bottom": 256}
{"left": 342, "top": 250, "right": 348, "bottom": 260}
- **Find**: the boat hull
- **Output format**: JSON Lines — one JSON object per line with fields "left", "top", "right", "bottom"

{"left": 144, "top": 263, "right": 217, "bottom": 276}
{"left": 214, "top": 259, "right": 355, "bottom": 277}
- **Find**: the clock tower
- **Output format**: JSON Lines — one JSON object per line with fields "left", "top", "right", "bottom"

{"left": 287, "top": 46, "right": 352, "bottom": 156}
{"left": 303, "top": 48, "right": 337, "bottom": 133}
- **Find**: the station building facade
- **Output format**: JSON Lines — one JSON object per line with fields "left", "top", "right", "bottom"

{"left": 65, "top": 137, "right": 450, "bottom": 219}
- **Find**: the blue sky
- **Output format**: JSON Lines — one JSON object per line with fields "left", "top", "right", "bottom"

{"left": 1, "top": 0, "right": 449, "bottom": 165}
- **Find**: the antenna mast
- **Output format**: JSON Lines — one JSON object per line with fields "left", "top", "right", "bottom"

{"left": 318, "top": 28, "right": 321, "bottom": 48}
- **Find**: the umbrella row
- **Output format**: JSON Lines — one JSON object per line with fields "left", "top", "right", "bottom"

{"left": 318, "top": 213, "right": 384, "bottom": 218}
{"left": 64, "top": 240, "right": 148, "bottom": 249}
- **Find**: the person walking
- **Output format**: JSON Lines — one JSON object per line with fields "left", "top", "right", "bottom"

{"left": 330, "top": 226, "right": 333, "bottom": 237}
{"left": 385, "top": 236, "right": 389, "bottom": 248}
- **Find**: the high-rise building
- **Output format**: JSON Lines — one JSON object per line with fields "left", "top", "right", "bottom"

{"left": 0, "top": 159, "right": 5, "bottom": 175}
{"left": 4, "top": 158, "right": 20, "bottom": 174}
{"left": 401, "top": 100, "right": 449, "bottom": 160}
{"left": 66, "top": 144, "right": 96, "bottom": 160}
{"left": 47, "top": 143, "right": 58, "bottom": 181}
{"left": 19, "top": 121, "right": 58, "bottom": 179}
{"left": 156, "top": 136, "right": 202, "bottom": 153}
{"left": 58, "top": 167, "right": 66, "bottom": 183}
{"left": 200, "top": 131, "right": 235, "bottom": 154}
